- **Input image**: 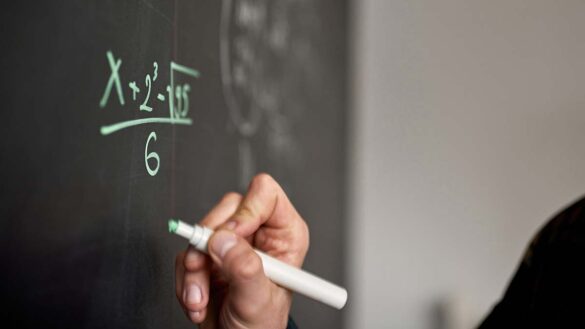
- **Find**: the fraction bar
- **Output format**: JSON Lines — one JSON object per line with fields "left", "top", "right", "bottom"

{"left": 100, "top": 117, "right": 192, "bottom": 135}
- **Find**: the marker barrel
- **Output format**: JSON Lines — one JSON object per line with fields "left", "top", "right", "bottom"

{"left": 257, "top": 251, "right": 347, "bottom": 309}
{"left": 171, "top": 220, "right": 347, "bottom": 309}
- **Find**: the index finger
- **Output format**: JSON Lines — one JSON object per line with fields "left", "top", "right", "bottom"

{"left": 199, "top": 192, "right": 243, "bottom": 229}
{"left": 218, "top": 173, "right": 302, "bottom": 238}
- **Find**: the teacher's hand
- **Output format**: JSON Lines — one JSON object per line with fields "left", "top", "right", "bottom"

{"left": 175, "top": 174, "right": 309, "bottom": 329}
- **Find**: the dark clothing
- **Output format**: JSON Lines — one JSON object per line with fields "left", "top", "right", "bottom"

{"left": 287, "top": 317, "right": 298, "bottom": 329}
{"left": 479, "top": 196, "right": 585, "bottom": 327}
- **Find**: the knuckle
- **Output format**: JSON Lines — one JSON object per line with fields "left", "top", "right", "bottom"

{"left": 221, "top": 191, "right": 242, "bottom": 203}
{"left": 301, "top": 219, "right": 310, "bottom": 242}
{"left": 291, "top": 219, "right": 310, "bottom": 258}
{"left": 232, "top": 297, "right": 269, "bottom": 322}
{"left": 301, "top": 220, "right": 310, "bottom": 251}
{"left": 251, "top": 172, "right": 275, "bottom": 189}
{"left": 189, "top": 310, "right": 205, "bottom": 324}
{"left": 231, "top": 250, "right": 263, "bottom": 281}
{"left": 183, "top": 249, "right": 206, "bottom": 270}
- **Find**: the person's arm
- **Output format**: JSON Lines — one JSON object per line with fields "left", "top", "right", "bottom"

{"left": 175, "top": 174, "right": 309, "bottom": 329}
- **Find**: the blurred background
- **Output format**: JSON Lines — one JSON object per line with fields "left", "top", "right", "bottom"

{"left": 3, "top": 1, "right": 585, "bottom": 328}
{"left": 347, "top": 1, "right": 585, "bottom": 328}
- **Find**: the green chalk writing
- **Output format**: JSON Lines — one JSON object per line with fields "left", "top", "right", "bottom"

{"left": 145, "top": 131, "right": 160, "bottom": 176}
{"left": 140, "top": 74, "right": 153, "bottom": 112}
{"left": 171, "top": 62, "right": 200, "bottom": 78}
{"left": 99, "top": 117, "right": 193, "bottom": 136}
{"left": 153, "top": 62, "right": 159, "bottom": 81}
{"left": 129, "top": 81, "right": 140, "bottom": 101}
{"left": 168, "top": 62, "right": 200, "bottom": 120}
{"left": 98, "top": 50, "right": 201, "bottom": 176}
{"left": 99, "top": 51, "right": 125, "bottom": 108}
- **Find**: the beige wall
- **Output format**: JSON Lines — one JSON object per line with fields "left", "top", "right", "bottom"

{"left": 348, "top": 1, "right": 585, "bottom": 328}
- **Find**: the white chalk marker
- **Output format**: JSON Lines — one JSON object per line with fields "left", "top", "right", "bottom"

{"left": 168, "top": 219, "right": 348, "bottom": 309}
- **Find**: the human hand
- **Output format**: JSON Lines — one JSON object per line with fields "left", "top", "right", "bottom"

{"left": 175, "top": 174, "right": 309, "bottom": 328}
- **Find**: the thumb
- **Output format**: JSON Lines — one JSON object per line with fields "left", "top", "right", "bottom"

{"left": 208, "top": 230, "right": 273, "bottom": 318}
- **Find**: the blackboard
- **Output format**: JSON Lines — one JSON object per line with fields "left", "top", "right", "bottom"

{"left": 0, "top": 1, "right": 348, "bottom": 328}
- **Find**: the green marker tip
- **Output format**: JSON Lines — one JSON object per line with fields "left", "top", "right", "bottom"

{"left": 168, "top": 219, "right": 179, "bottom": 233}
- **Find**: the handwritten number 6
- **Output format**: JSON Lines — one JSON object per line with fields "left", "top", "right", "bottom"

{"left": 145, "top": 131, "right": 160, "bottom": 176}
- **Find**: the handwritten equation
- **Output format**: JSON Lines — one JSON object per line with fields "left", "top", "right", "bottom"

{"left": 99, "top": 50, "right": 199, "bottom": 176}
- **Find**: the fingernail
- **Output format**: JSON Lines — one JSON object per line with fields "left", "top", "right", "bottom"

{"left": 223, "top": 220, "right": 237, "bottom": 231}
{"left": 211, "top": 231, "right": 237, "bottom": 259}
{"left": 186, "top": 285, "right": 202, "bottom": 305}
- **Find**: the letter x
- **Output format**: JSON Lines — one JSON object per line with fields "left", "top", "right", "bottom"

{"left": 99, "top": 50, "right": 125, "bottom": 108}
